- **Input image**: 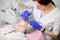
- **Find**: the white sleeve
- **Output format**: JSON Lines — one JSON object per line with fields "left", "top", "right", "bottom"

{"left": 0, "top": 32, "right": 27, "bottom": 40}
{"left": 52, "top": 18, "right": 60, "bottom": 35}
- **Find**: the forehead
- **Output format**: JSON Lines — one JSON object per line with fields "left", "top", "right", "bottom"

{"left": 34, "top": 1, "right": 45, "bottom": 6}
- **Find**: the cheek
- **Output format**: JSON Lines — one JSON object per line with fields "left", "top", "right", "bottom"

{"left": 37, "top": 6, "right": 45, "bottom": 10}
{"left": 19, "top": 19, "right": 26, "bottom": 25}
{"left": 37, "top": 7, "right": 43, "bottom": 10}
{"left": 20, "top": 21, "right": 26, "bottom": 25}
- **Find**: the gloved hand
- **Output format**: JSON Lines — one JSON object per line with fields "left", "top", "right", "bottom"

{"left": 20, "top": 10, "right": 31, "bottom": 22}
{"left": 29, "top": 20, "right": 42, "bottom": 30}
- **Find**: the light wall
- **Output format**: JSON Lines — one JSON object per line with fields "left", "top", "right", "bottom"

{"left": 53, "top": 0, "right": 60, "bottom": 9}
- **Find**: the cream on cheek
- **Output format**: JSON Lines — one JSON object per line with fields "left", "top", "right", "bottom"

{"left": 20, "top": 20, "right": 26, "bottom": 25}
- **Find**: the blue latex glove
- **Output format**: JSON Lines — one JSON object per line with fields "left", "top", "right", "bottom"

{"left": 21, "top": 15, "right": 29, "bottom": 22}
{"left": 20, "top": 10, "right": 31, "bottom": 22}
{"left": 29, "top": 20, "right": 42, "bottom": 30}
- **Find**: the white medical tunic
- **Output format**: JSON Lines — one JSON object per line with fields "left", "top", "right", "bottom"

{"left": 33, "top": 7, "right": 60, "bottom": 40}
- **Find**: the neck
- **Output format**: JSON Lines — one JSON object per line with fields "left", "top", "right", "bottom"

{"left": 42, "top": 3, "right": 56, "bottom": 12}
{"left": 41, "top": 3, "right": 56, "bottom": 16}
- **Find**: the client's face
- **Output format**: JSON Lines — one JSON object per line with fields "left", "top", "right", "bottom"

{"left": 17, "top": 19, "right": 28, "bottom": 33}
